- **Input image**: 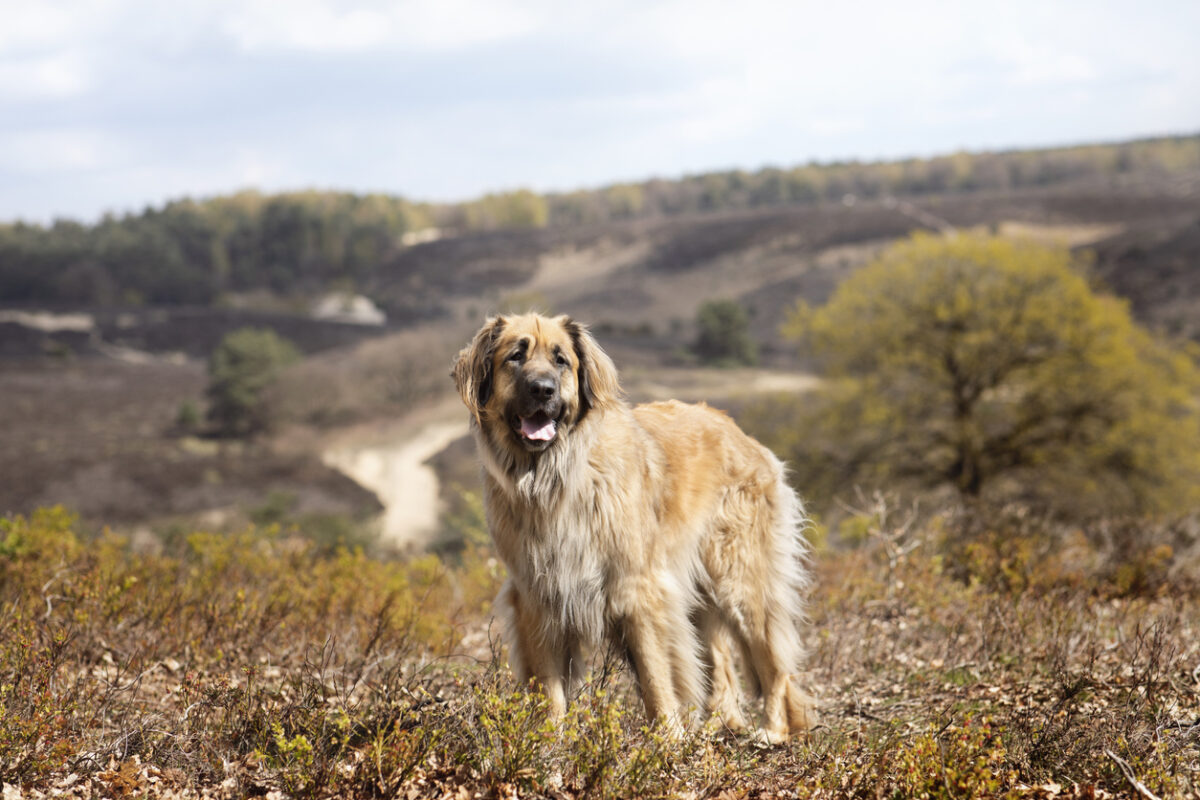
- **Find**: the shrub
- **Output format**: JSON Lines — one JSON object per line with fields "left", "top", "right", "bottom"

{"left": 778, "top": 231, "right": 1200, "bottom": 516}
{"left": 693, "top": 299, "right": 758, "bottom": 366}
{"left": 205, "top": 327, "right": 300, "bottom": 437}
{"left": 4, "top": 504, "right": 1198, "bottom": 797}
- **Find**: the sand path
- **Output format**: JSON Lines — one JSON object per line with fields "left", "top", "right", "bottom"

{"left": 322, "top": 411, "right": 468, "bottom": 549}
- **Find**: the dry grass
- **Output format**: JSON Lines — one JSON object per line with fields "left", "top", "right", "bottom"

{"left": 1, "top": 501, "right": 1197, "bottom": 799}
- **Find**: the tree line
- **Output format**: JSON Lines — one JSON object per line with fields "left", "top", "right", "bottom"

{"left": 0, "top": 191, "right": 431, "bottom": 306}
{"left": 2, "top": 135, "right": 1197, "bottom": 307}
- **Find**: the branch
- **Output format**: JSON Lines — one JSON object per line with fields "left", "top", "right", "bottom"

{"left": 1104, "top": 749, "right": 1161, "bottom": 800}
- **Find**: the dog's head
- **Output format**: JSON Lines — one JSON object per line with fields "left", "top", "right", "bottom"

{"left": 452, "top": 313, "right": 621, "bottom": 453}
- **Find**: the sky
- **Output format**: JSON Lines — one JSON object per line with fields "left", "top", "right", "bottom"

{"left": 1, "top": 0, "right": 1198, "bottom": 224}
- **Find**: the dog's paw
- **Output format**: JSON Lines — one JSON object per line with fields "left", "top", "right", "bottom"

{"left": 761, "top": 725, "right": 790, "bottom": 747}
{"left": 653, "top": 712, "right": 687, "bottom": 741}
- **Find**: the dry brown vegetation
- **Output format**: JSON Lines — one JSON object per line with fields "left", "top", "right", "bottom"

{"left": 0, "top": 360, "right": 378, "bottom": 530}
{"left": 2, "top": 499, "right": 1197, "bottom": 799}
{"left": 3, "top": 139, "right": 1200, "bottom": 799}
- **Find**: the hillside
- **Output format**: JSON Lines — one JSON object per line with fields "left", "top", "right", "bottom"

{"left": 2, "top": 135, "right": 1200, "bottom": 537}
{"left": 3, "top": 137, "right": 1200, "bottom": 798}
{"left": 2, "top": 134, "right": 1197, "bottom": 311}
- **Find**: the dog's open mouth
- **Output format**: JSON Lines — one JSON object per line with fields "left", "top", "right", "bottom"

{"left": 517, "top": 411, "right": 557, "bottom": 445}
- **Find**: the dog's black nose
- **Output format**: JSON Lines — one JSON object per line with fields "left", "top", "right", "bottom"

{"left": 528, "top": 376, "right": 558, "bottom": 401}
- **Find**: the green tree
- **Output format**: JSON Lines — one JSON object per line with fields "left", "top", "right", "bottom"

{"left": 694, "top": 299, "right": 758, "bottom": 366}
{"left": 463, "top": 190, "right": 548, "bottom": 230}
{"left": 778, "top": 231, "right": 1200, "bottom": 515}
{"left": 206, "top": 328, "right": 301, "bottom": 437}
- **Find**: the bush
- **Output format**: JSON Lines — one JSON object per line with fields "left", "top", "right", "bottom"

{"left": 3, "top": 504, "right": 1198, "bottom": 797}
{"left": 205, "top": 327, "right": 300, "bottom": 437}
{"left": 693, "top": 299, "right": 758, "bottom": 366}
{"left": 777, "top": 231, "right": 1200, "bottom": 516}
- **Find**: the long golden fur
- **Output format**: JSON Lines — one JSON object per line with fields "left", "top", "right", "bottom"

{"left": 452, "top": 313, "right": 813, "bottom": 741}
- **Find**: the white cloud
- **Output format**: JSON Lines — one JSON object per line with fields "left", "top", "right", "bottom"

{"left": 0, "top": 53, "right": 91, "bottom": 98}
{"left": 0, "top": 3, "right": 79, "bottom": 50}
{"left": 220, "top": 0, "right": 545, "bottom": 53}
{"left": 0, "top": 128, "right": 116, "bottom": 172}
{"left": 0, "top": 0, "right": 1198, "bottom": 222}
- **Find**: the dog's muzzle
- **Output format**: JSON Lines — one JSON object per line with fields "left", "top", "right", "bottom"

{"left": 513, "top": 375, "right": 562, "bottom": 449}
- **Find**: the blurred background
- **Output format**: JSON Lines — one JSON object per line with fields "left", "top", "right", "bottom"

{"left": 3, "top": 0, "right": 1199, "bottom": 552}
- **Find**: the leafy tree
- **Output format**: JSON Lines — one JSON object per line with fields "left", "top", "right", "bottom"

{"left": 694, "top": 299, "right": 758, "bottom": 366}
{"left": 778, "top": 231, "right": 1200, "bottom": 515}
{"left": 206, "top": 328, "right": 301, "bottom": 438}
{"left": 463, "top": 189, "right": 548, "bottom": 230}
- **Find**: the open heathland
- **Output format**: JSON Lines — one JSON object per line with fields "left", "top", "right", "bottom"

{"left": 1, "top": 502, "right": 1197, "bottom": 798}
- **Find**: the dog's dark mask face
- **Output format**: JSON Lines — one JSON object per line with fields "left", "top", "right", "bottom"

{"left": 489, "top": 316, "right": 582, "bottom": 453}
{"left": 453, "top": 313, "right": 623, "bottom": 455}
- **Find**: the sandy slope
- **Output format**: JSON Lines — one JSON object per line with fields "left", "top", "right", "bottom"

{"left": 323, "top": 414, "right": 468, "bottom": 549}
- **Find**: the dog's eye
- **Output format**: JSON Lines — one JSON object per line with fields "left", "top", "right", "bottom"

{"left": 507, "top": 351, "right": 524, "bottom": 364}
{"left": 555, "top": 353, "right": 570, "bottom": 368}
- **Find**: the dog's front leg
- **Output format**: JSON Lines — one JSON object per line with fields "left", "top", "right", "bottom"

{"left": 495, "top": 579, "right": 569, "bottom": 717}
{"left": 621, "top": 618, "right": 676, "bottom": 724}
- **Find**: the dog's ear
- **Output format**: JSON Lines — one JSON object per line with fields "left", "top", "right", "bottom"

{"left": 562, "top": 316, "right": 622, "bottom": 419}
{"left": 452, "top": 316, "right": 505, "bottom": 422}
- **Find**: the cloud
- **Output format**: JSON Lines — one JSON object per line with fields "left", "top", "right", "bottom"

{"left": 0, "top": 128, "right": 116, "bottom": 172}
{"left": 0, "top": 0, "right": 1197, "bottom": 222}
{"left": 0, "top": 3, "right": 79, "bottom": 51}
{"left": 220, "top": 0, "right": 545, "bottom": 53}
{"left": 0, "top": 53, "right": 91, "bottom": 98}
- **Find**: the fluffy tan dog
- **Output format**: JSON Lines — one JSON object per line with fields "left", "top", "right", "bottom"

{"left": 452, "top": 313, "right": 813, "bottom": 741}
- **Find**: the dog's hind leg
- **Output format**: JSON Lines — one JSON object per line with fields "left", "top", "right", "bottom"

{"left": 697, "top": 604, "right": 748, "bottom": 733}
{"left": 740, "top": 615, "right": 814, "bottom": 743}
{"left": 707, "top": 477, "right": 815, "bottom": 743}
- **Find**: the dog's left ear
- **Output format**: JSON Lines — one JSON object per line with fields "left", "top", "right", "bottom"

{"left": 562, "top": 316, "right": 622, "bottom": 419}
{"left": 452, "top": 316, "right": 505, "bottom": 423}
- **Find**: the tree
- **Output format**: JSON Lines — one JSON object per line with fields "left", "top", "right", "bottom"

{"left": 206, "top": 328, "right": 301, "bottom": 437}
{"left": 694, "top": 299, "right": 758, "bottom": 366}
{"left": 779, "top": 231, "right": 1200, "bottom": 515}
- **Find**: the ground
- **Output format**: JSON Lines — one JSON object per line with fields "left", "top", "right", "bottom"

{"left": 1, "top": 502, "right": 1196, "bottom": 798}
{"left": 2, "top": 179, "right": 1200, "bottom": 796}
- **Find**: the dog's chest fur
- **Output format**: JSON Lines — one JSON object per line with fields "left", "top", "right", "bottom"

{"left": 480, "top": 414, "right": 647, "bottom": 647}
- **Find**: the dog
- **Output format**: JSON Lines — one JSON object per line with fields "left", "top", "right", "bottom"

{"left": 452, "top": 313, "right": 813, "bottom": 742}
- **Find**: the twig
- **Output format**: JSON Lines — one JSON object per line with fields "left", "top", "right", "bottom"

{"left": 1104, "top": 748, "right": 1161, "bottom": 800}
{"left": 1157, "top": 718, "right": 1200, "bottom": 732}
{"left": 846, "top": 707, "right": 884, "bottom": 723}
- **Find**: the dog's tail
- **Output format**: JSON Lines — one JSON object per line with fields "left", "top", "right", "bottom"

{"left": 774, "top": 465, "right": 814, "bottom": 632}
{"left": 764, "top": 459, "right": 818, "bottom": 737}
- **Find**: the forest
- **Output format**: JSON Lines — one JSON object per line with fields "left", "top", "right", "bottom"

{"left": 2, "top": 134, "right": 1197, "bottom": 308}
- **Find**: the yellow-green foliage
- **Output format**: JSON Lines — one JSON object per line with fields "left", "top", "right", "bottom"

{"left": 459, "top": 679, "right": 739, "bottom": 800}
{"left": 3, "top": 504, "right": 1198, "bottom": 797}
{"left": 462, "top": 189, "right": 549, "bottom": 230}
{"left": 779, "top": 231, "right": 1200, "bottom": 515}
{"left": 0, "top": 505, "right": 503, "bottom": 788}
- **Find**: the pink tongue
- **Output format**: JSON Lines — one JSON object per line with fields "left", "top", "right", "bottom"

{"left": 521, "top": 416, "right": 557, "bottom": 441}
